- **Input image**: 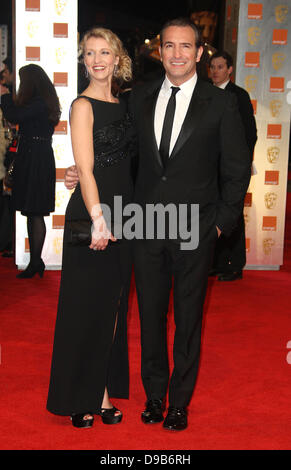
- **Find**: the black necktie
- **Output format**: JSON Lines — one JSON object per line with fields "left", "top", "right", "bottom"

{"left": 159, "top": 86, "right": 180, "bottom": 167}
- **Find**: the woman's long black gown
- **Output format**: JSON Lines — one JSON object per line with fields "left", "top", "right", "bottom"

{"left": 47, "top": 96, "right": 134, "bottom": 415}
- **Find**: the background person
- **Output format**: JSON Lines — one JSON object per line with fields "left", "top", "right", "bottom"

{"left": 209, "top": 50, "right": 257, "bottom": 281}
{"left": 0, "top": 64, "right": 60, "bottom": 278}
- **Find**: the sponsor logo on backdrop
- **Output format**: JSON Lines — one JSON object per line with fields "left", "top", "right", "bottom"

{"left": 53, "top": 236, "right": 63, "bottom": 255}
{"left": 227, "top": 5, "right": 231, "bottom": 21}
{"left": 244, "top": 212, "right": 250, "bottom": 225}
{"left": 25, "top": 238, "right": 30, "bottom": 253}
{"left": 264, "top": 192, "right": 278, "bottom": 210}
{"left": 244, "top": 193, "right": 252, "bottom": 207}
{"left": 232, "top": 27, "right": 237, "bottom": 44}
{"left": 26, "top": 21, "right": 39, "bottom": 39}
{"left": 248, "top": 27, "right": 261, "bottom": 45}
{"left": 263, "top": 238, "right": 275, "bottom": 255}
{"left": 53, "top": 23, "right": 68, "bottom": 38}
{"left": 275, "top": 5, "right": 288, "bottom": 24}
{"left": 52, "top": 215, "right": 65, "bottom": 229}
{"left": 269, "top": 100, "right": 283, "bottom": 117}
{"left": 55, "top": 47, "right": 67, "bottom": 64}
{"left": 56, "top": 168, "right": 66, "bottom": 182}
{"left": 270, "top": 77, "right": 285, "bottom": 93}
{"left": 245, "top": 52, "right": 260, "bottom": 68}
{"left": 262, "top": 216, "right": 277, "bottom": 231}
{"left": 55, "top": 190, "right": 66, "bottom": 208}
{"left": 245, "top": 75, "right": 258, "bottom": 94}
{"left": 265, "top": 170, "right": 279, "bottom": 185}
{"left": 246, "top": 238, "right": 250, "bottom": 253}
{"left": 54, "top": 121, "right": 68, "bottom": 135}
{"left": 53, "top": 72, "right": 68, "bottom": 87}
{"left": 251, "top": 99, "right": 257, "bottom": 114}
{"left": 267, "top": 146, "right": 280, "bottom": 164}
{"left": 272, "top": 29, "right": 288, "bottom": 45}
{"left": 53, "top": 144, "right": 66, "bottom": 162}
{"left": 248, "top": 4, "right": 263, "bottom": 20}
{"left": 267, "top": 124, "right": 282, "bottom": 139}
{"left": 55, "top": 0, "right": 68, "bottom": 16}
{"left": 272, "top": 52, "right": 286, "bottom": 71}
{"left": 25, "top": 0, "right": 40, "bottom": 11}
{"left": 26, "top": 46, "right": 40, "bottom": 61}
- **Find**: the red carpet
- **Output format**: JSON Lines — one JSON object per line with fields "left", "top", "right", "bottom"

{"left": 0, "top": 193, "right": 291, "bottom": 450}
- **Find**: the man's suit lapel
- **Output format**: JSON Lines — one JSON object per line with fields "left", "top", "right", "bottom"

{"left": 169, "top": 79, "right": 211, "bottom": 162}
{"left": 143, "top": 79, "right": 164, "bottom": 168}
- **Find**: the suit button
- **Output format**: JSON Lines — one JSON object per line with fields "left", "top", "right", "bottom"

{"left": 161, "top": 176, "right": 167, "bottom": 182}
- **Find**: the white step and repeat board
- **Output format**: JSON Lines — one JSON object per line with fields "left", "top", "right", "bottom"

{"left": 225, "top": 0, "right": 291, "bottom": 269}
{"left": 15, "top": 0, "right": 77, "bottom": 269}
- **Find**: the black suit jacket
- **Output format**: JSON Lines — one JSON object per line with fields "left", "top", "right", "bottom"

{"left": 225, "top": 81, "right": 257, "bottom": 157}
{"left": 130, "top": 77, "right": 251, "bottom": 239}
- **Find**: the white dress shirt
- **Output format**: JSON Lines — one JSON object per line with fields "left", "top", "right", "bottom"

{"left": 154, "top": 73, "right": 198, "bottom": 156}
{"left": 218, "top": 79, "right": 230, "bottom": 89}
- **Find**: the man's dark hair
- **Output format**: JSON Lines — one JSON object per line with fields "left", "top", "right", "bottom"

{"left": 209, "top": 50, "right": 233, "bottom": 68}
{"left": 160, "top": 17, "right": 202, "bottom": 49}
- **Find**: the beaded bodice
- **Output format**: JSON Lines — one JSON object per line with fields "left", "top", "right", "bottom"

{"left": 93, "top": 112, "right": 136, "bottom": 168}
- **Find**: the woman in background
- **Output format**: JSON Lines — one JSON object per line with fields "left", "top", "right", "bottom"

{"left": 0, "top": 64, "right": 60, "bottom": 278}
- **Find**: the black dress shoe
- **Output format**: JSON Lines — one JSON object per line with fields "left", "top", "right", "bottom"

{"left": 163, "top": 406, "right": 188, "bottom": 431}
{"left": 141, "top": 399, "right": 165, "bottom": 424}
{"left": 218, "top": 270, "right": 243, "bottom": 281}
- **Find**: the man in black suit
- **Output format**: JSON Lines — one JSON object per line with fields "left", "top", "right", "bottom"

{"left": 131, "top": 19, "right": 251, "bottom": 430}
{"left": 209, "top": 50, "right": 257, "bottom": 281}
{"left": 65, "top": 20, "right": 251, "bottom": 431}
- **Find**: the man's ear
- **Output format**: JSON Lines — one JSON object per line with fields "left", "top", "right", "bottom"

{"left": 196, "top": 46, "right": 204, "bottom": 63}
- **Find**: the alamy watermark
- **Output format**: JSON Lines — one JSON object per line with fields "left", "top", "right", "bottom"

{"left": 93, "top": 196, "right": 200, "bottom": 250}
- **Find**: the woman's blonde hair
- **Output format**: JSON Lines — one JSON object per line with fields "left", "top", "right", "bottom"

{"left": 79, "top": 27, "right": 132, "bottom": 83}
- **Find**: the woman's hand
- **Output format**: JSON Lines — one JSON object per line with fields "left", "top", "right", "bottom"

{"left": 64, "top": 165, "right": 79, "bottom": 190}
{"left": 90, "top": 215, "right": 117, "bottom": 251}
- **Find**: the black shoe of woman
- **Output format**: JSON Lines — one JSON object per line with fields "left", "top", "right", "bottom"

{"left": 71, "top": 413, "right": 94, "bottom": 428}
{"left": 97, "top": 406, "right": 122, "bottom": 424}
{"left": 16, "top": 259, "right": 45, "bottom": 279}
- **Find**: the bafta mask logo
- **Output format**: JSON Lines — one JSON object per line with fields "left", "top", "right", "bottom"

{"left": 275, "top": 5, "right": 288, "bottom": 23}
{"left": 270, "top": 100, "right": 283, "bottom": 118}
{"left": 264, "top": 192, "right": 278, "bottom": 210}
{"left": 52, "top": 143, "right": 65, "bottom": 161}
{"left": 245, "top": 75, "right": 258, "bottom": 94}
{"left": 248, "top": 27, "right": 261, "bottom": 45}
{"left": 55, "top": 47, "right": 67, "bottom": 65}
{"left": 267, "top": 147, "right": 280, "bottom": 164}
{"left": 55, "top": 190, "right": 66, "bottom": 208}
{"left": 272, "top": 52, "right": 286, "bottom": 71}
{"left": 263, "top": 238, "right": 275, "bottom": 256}
{"left": 55, "top": 0, "right": 68, "bottom": 16}
{"left": 53, "top": 236, "right": 63, "bottom": 255}
{"left": 26, "top": 20, "right": 39, "bottom": 39}
{"left": 190, "top": 11, "right": 218, "bottom": 44}
{"left": 244, "top": 212, "right": 250, "bottom": 225}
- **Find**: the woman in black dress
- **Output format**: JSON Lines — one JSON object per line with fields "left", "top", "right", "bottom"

{"left": 47, "top": 28, "right": 135, "bottom": 427}
{"left": 0, "top": 64, "right": 60, "bottom": 278}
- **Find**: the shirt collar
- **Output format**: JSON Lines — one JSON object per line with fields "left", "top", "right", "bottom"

{"left": 218, "top": 79, "right": 230, "bottom": 89}
{"left": 161, "top": 73, "right": 198, "bottom": 97}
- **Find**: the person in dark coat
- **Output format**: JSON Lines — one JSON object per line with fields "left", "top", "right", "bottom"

{"left": 209, "top": 50, "right": 257, "bottom": 281}
{"left": 0, "top": 64, "right": 61, "bottom": 278}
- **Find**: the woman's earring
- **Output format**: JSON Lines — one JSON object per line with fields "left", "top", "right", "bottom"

{"left": 113, "top": 64, "right": 118, "bottom": 77}
{"left": 85, "top": 67, "right": 89, "bottom": 78}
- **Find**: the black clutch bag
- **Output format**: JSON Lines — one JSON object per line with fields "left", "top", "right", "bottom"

{"left": 67, "top": 220, "right": 92, "bottom": 246}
